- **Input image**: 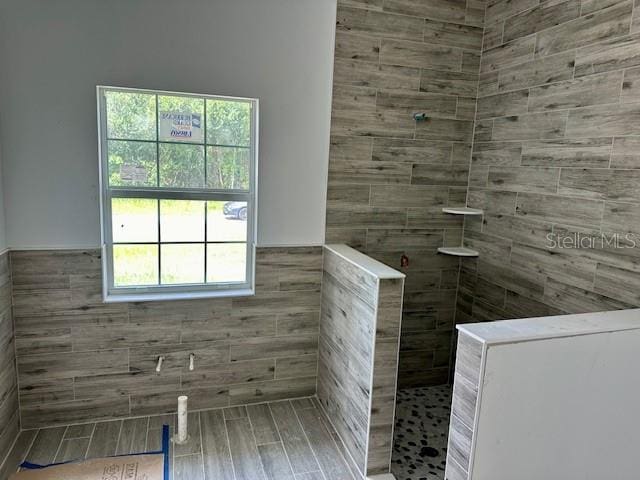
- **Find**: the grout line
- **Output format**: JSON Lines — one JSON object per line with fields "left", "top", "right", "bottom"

{"left": 267, "top": 402, "right": 308, "bottom": 477}
{"left": 22, "top": 429, "right": 39, "bottom": 469}
{"left": 170, "top": 416, "right": 175, "bottom": 480}
{"left": 52, "top": 427, "right": 68, "bottom": 463}
{"left": 84, "top": 423, "right": 97, "bottom": 460}
{"left": 143, "top": 416, "right": 151, "bottom": 453}
{"left": 0, "top": 428, "right": 35, "bottom": 475}
{"left": 312, "top": 398, "right": 359, "bottom": 480}
{"left": 222, "top": 409, "right": 239, "bottom": 480}
{"left": 114, "top": 420, "right": 124, "bottom": 459}
{"left": 619, "top": 67, "right": 627, "bottom": 103}
{"left": 197, "top": 412, "right": 206, "bottom": 480}
{"left": 289, "top": 400, "right": 328, "bottom": 480}
{"left": 244, "top": 407, "right": 269, "bottom": 480}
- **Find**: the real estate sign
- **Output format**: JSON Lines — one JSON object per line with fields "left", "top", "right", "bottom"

{"left": 159, "top": 111, "right": 203, "bottom": 143}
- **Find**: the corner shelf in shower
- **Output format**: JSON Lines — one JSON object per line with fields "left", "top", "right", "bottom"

{"left": 437, "top": 247, "right": 479, "bottom": 257}
{"left": 437, "top": 207, "right": 483, "bottom": 258}
{"left": 442, "top": 207, "right": 484, "bottom": 215}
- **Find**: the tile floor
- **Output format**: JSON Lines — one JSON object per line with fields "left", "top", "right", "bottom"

{"left": 391, "top": 386, "right": 452, "bottom": 480}
{"left": 1, "top": 388, "right": 454, "bottom": 480}
{"left": 0, "top": 397, "right": 360, "bottom": 480}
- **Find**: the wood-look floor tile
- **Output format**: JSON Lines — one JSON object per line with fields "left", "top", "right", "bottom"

{"left": 223, "top": 406, "right": 248, "bottom": 420}
{"left": 54, "top": 437, "right": 90, "bottom": 463}
{"left": 24, "top": 426, "right": 66, "bottom": 465}
{"left": 290, "top": 398, "right": 315, "bottom": 412}
{"left": 295, "top": 472, "right": 325, "bottom": 480}
{"left": 258, "top": 442, "right": 296, "bottom": 480}
{"left": 148, "top": 414, "right": 176, "bottom": 431}
{"left": 269, "top": 401, "right": 320, "bottom": 475}
{"left": 5, "top": 400, "right": 362, "bottom": 480}
{"left": 247, "top": 404, "right": 280, "bottom": 445}
{"left": 116, "top": 417, "right": 149, "bottom": 455}
{"left": 200, "top": 410, "right": 235, "bottom": 480}
{"left": 174, "top": 454, "right": 205, "bottom": 480}
{"left": 64, "top": 423, "right": 95, "bottom": 439}
{"left": 86, "top": 420, "right": 122, "bottom": 458}
{"left": 226, "top": 417, "right": 266, "bottom": 480}
{"left": 0, "top": 430, "right": 37, "bottom": 478}
{"left": 296, "top": 407, "right": 354, "bottom": 480}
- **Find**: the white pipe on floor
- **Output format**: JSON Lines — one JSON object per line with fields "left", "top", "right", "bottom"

{"left": 174, "top": 395, "right": 189, "bottom": 444}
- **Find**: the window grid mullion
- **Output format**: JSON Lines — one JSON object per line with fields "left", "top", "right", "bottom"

{"left": 204, "top": 101, "right": 208, "bottom": 284}
{"left": 155, "top": 94, "right": 162, "bottom": 286}
{"left": 114, "top": 240, "right": 245, "bottom": 245}
{"left": 108, "top": 188, "right": 250, "bottom": 202}
{"left": 106, "top": 137, "right": 250, "bottom": 150}
{"left": 204, "top": 203, "right": 208, "bottom": 284}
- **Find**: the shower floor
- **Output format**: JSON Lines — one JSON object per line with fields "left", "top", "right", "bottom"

{"left": 392, "top": 385, "right": 453, "bottom": 480}
{"left": 0, "top": 397, "right": 359, "bottom": 480}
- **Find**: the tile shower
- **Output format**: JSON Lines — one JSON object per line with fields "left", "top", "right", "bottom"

{"left": 2, "top": 0, "right": 640, "bottom": 478}
{"left": 325, "top": 0, "right": 640, "bottom": 478}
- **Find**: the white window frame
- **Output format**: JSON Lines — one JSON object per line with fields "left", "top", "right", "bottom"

{"left": 97, "top": 86, "right": 258, "bottom": 303}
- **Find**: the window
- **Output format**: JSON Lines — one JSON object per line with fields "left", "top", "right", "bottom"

{"left": 97, "top": 86, "right": 258, "bottom": 302}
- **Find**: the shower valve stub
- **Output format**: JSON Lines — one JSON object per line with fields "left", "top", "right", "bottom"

{"left": 155, "top": 356, "right": 165, "bottom": 373}
{"left": 414, "top": 112, "right": 428, "bottom": 121}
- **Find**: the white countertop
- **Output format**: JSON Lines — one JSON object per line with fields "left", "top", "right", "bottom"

{"left": 458, "top": 308, "right": 640, "bottom": 345}
{"left": 324, "top": 244, "right": 406, "bottom": 280}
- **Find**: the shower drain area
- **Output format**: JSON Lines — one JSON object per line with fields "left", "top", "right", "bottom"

{"left": 392, "top": 385, "right": 452, "bottom": 480}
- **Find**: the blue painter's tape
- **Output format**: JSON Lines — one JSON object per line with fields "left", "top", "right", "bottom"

{"left": 162, "top": 424, "right": 170, "bottom": 480}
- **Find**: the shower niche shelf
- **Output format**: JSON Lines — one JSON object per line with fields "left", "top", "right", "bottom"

{"left": 437, "top": 207, "right": 483, "bottom": 257}
{"left": 442, "top": 207, "right": 484, "bottom": 215}
{"left": 437, "top": 247, "right": 479, "bottom": 257}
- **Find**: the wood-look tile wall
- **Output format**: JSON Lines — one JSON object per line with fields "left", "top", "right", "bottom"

{"left": 445, "top": 332, "right": 482, "bottom": 480}
{"left": 317, "top": 246, "right": 404, "bottom": 477}
{"left": 368, "top": 272, "right": 404, "bottom": 475}
{"left": 10, "top": 247, "right": 322, "bottom": 429}
{"left": 458, "top": 0, "right": 640, "bottom": 323}
{"left": 326, "top": 0, "right": 485, "bottom": 389}
{"left": 0, "top": 251, "right": 19, "bottom": 465}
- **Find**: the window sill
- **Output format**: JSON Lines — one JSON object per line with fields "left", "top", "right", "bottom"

{"left": 103, "top": 288, "right": 255, "bottom": 303}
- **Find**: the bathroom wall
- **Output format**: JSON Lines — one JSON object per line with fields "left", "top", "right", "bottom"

{"left": 458, "top": 0, "right": 640, "bottom": 322}
{"left": 0, "top": 0, "right": 336, "bottom": 248}
{"left": 0, "top": 251, "right": 18, "bottom": 463}
{"left": 0, "top": 143, "right": 19, "bottom": 463}
{"left": 12, "top": 247, "right": 321, "bottom": 429}
{"left": 326, "top": 0, "right": 485, "bottom": 387}
{"left": 317, "top": 245, "right": 404, "bottom": 476}
{"left": 0, "top": 0, "right": 336, "bottom": 429}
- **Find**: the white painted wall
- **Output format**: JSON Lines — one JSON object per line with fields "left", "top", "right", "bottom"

{"left": 0, "top": 0, "right": 336, "bottom": 248}
{"left": 472, "top": 326, "right": 640, "bottom": 479}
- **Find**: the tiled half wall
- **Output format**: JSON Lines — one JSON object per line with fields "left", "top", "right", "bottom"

{"left": 10, "top": 247, "right": 322, "bottom": 429}
{"left": 317, "top": 244, "right": 404, "bottom": 477}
